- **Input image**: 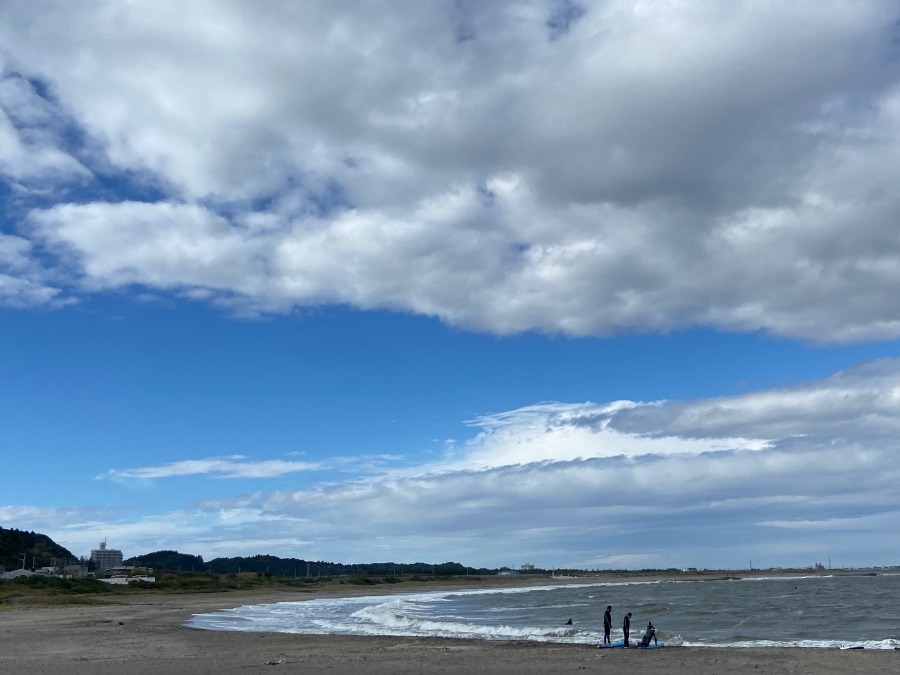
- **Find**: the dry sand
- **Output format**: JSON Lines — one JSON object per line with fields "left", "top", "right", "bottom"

{"left": 1, "top": 582, "right": 897, "bottom": 674}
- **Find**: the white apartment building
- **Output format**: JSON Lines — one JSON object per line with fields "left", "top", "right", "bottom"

{"left": 90, "top": 541, "right": 123, "bottom": 572}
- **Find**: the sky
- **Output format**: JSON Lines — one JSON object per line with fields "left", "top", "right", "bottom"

{"left": 2, "top": 1, "right": 900, "bottom": 571}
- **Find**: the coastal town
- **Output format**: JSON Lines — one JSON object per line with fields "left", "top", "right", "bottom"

{"left": 0, "top": 540, "right": 155, "bottom": 585}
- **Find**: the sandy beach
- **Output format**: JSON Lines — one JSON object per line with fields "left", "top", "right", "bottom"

{"left": 1, "top": 583, "right": 897, "bottom": 674}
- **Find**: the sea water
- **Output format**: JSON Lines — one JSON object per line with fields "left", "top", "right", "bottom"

{"left": 186, "top": 574, "right": 900, "bottom": 649}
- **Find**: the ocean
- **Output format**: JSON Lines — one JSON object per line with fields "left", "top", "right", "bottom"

{"left": 186, "top": 574, "right": 900, "bottom": 649}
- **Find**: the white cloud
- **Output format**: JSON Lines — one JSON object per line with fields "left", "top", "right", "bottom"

{"left": 97, "top": 453, "right": 403, "bottom": 482}
{"left": 0, "top": 63, "right": 89, "bottom": 184}
{"left": 609, "top": 358, "right": 900, "bottom": 441}
{"left": 31, "top": 201, "right": 275, "bottom": 295}
{"left": 0, "top": 1, "right": 897, "bottom": 342}
{"left": 0, "top": 232, "right": 67, "bottom": 307}
{"left": 96, "top": 455, "right": 322, "bottom": 480}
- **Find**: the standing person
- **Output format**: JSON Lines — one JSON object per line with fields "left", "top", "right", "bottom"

{"left": 622, "top": 612, "right": 632, "bottom": 648}
{"left": 602, "top": 605, "right": 612, "bottom": 645}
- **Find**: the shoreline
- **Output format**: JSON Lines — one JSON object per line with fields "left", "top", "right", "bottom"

{"left": 1, "top": 580, "right": 898, "bottom": 674}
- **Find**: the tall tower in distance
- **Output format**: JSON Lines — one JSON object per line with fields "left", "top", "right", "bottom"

{"left": 90, "top": 539, "right": 123, "bottom": 573}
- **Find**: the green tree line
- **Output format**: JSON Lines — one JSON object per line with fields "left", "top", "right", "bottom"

{"left": 125, "top": 550, "right": 497, "bottom": 577}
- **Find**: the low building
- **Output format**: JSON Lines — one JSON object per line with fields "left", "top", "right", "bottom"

{"left": 63, "top": 564, "right": 88, "bottom": 578}
{"left": 100, "top": 575, "right": 156, "bottom": 585}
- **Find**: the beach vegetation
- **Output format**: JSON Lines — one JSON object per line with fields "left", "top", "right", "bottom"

{"left": 13, "top": 575, "right": 111, "bottom": 594}
{"left": 280, "top": 576, "right": 330, "bottom": 586}
{"left": 347, "top": 575, "right": 379, "bottom": 585}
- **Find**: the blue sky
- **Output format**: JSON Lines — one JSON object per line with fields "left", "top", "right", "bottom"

{"left": 2, "top": 1, "right": 900, "bottom": 569}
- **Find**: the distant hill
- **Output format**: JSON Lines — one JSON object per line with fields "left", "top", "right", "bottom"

{"left": 0, "top": 527, "right": 77, "bottom": 571}
{"left": 124, "top": 550, "right": 204, "bottom": 571}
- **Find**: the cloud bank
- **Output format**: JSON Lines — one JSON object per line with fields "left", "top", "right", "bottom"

{"left": 8, "top": 359, "right": 900, "bottom": 568}
{"left": 0, "top": 1, "right": 899, "bottom": 341}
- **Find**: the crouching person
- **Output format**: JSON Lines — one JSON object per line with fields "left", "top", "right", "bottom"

{"left": 639, "top": 621, "right": 657, "bottom": 648}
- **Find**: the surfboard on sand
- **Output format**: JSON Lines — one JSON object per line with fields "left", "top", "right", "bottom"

{"left": 598, "top": 639, "right": 667, "bottom": 649}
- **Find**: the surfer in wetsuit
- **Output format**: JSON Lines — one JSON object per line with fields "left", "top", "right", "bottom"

{"left": 622, "top": 612, "right": 632, "bottom": 647}
{"left": 639, "top": 621, "right": 657, "bottom": 647}
{"left": 602, "top": 605, "right": 612, "bottom": 644}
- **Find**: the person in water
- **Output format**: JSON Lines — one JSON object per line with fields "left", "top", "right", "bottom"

{"left": 639, "top": 621, "right": 657, "bottom": 648}
{"left": 622, "top": 612, "right": 632, "bottom": 647}
{"left": 602, "top": 605, "right": 612, "bottom": 644}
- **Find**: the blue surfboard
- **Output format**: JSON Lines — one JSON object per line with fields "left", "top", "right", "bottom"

{"left": 598, "top": 639, "right": 667, "bottom": 649}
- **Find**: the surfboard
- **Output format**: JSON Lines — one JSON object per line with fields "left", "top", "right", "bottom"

{"left": 598, "top": 640, "right": 666, "bottom": 649}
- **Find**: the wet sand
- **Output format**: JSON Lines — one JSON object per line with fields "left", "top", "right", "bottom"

{"left": 1, "top": 584, "right": 897, "bottom": 674}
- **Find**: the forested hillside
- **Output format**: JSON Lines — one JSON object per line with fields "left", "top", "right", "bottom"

{"left": 124, "top": 550, "right": 204, "bottom": 570}
{"left": 0, "top": 527, "right": 77, "bottom": 570}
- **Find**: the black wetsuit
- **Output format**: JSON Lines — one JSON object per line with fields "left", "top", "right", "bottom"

{"left": 622, "top": 615, "right": 631, "bottom": 647}
{"left": 603, "top": 609, "right": 612, "bottom": 644}
{"left": 640, "top": 625, "right": 656, "bottom": 647}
